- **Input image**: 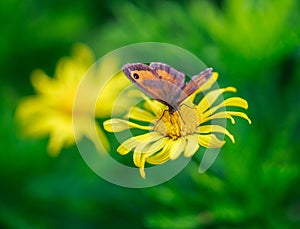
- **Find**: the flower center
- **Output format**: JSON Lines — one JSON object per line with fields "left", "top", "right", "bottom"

{"left": 153, "top": 104, "right": 199, "bottom": 139}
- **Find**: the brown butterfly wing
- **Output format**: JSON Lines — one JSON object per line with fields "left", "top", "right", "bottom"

{"left": 122, "top": 63, "right": 172, "bottom": 104}
{"left": 175, "top": 68, "right": 213, "bottom": 106}
{"left": 144, "top": 79, "right": 182, "bottom": 109}
{"left": 149, "top": 62, "right": 187, "bottom": 108}
{"left": 149, "top": 62, "right": 185, "bottom": 88}
{"left": 123, "top": 63, "right": 213, "bottom": 111}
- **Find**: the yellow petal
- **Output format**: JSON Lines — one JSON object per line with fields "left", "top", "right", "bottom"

{"left": 198, "top": 134, "right": 225, "bottom": 148}
{"left": 30, "top": 70, "right": 57, "bottom": 94}
{"left": 223, "top": 97, "right": 248, "bottom": 109}
{"left": 198, "top": 125, "right": 235, "bottom": 143}
{"left": 169, "top": 138, "right": 186, "bottom": 160}
{"left": 55, "top": 58, "right": 83, "bottom": 84}
{"left": 127, "top": 106, "right": 156, "bottom": 122}
{"left": 201, "top": 111, "right": 252, "bottom": 124}
{"left": 134, "top": 132, "right": 163, "bottom": 154}
{"left": 184, "top": 135, "right": 200, "bottom": 157}
{"left": 204, "top": 97, "right": 249, "bottom": 117}
{"left": 145, "top": 137, "right": 169, "bottom": 155}
{"left": 134, "top": 143, "right": 149, "bottom": 155}
{"left": 133, "top": 150, "right": 147, "bottom": 179}
{"left": 47, "top": 128, "right": 74, "bottom": 156}
{"left": 133, "top": 152, "right": 143, "bottom": 167}
{"left": 197, "top": 87, "right": 237, "bottom": 113}
{"left": 139, "top": 167, "right": 146, "bottom": 179}
{"left": 146, "top": 139, "right": 172, "bottom": 164}
{"left": 143, "top": 97, "right": 165, "bottom": 117}
{"left": 200, "top": 111, "right": 236, "bottom": 124}
{"left": 47, "top": 135, "right": 65, "bottom": 156}
{"left": 117, "top": 144, "right": 132, "bottom": 155}
{"left": 15, "top": 97, "right": 41, "bottom": 119}
{"left": 227, "top": 111, "right": 252, "bottom": 124}
{"left": 117, "top": 133, "right": 152, "bottom": 155}
{"left": 23, "top": 111, "right": 71, "bottom": 138}
{"left": 103, "top": 118, "right": 153, "bottom": 132}
{"left": 71, "top": 43, "right": 94, "bottom": 66}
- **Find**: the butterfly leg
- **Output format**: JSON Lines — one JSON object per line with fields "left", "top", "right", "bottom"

{"left": 155, "top": 108, "right": 178, "bottom": 126}
{"left": 155, "top": 109, "right": 169, "bottom": 123}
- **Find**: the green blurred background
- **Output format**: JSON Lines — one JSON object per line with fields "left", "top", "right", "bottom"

{"left": 1, "top": 0, "right": 300, "bottom": 228}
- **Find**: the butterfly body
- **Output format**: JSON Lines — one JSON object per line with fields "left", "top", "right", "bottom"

{"left": 122, "top": 62, "right": 212, "bottom": 114}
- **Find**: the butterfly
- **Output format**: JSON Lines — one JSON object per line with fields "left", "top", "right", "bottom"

{"left": 122, "top": 62, "right": 213, "bottom": 114}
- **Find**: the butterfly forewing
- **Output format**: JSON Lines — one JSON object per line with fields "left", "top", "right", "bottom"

{"left": 122, "top": 63, "right": 170, "bottom": 103}
{"left": 150, "top": 62, "right": 185, "bottom": 88}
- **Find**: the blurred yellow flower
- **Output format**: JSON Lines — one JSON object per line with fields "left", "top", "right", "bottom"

{"left": 15, "top": 43, "right": 120, "bottom": 156}
{"left": 104, "top": 72, "right": 251, "bottom": 178}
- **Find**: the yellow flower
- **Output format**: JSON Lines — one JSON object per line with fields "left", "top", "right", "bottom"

{"left": 15, "top": 43, "right": 119, "bottom": 156}
{"left": 103, "top": 72, "right": 251, "bottom": 178}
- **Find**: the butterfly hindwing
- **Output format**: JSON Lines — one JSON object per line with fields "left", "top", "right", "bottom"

{"left": 142, "top": 79, "right": 181, "bottom": 107}
{"left": 176, "top": 68, "right": 213, "bottom": 106}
